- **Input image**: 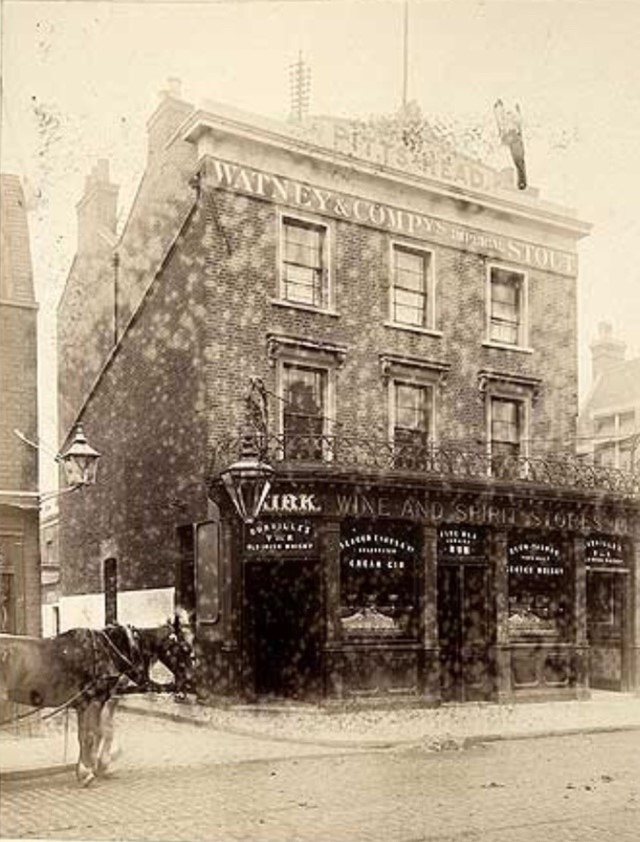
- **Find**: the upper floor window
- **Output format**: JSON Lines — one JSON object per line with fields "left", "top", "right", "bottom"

{"left": 491, "top": 397, "right": 523, "bottom": 460}
{"left": 393, "top": 382, "right": 434, "bottom": 448}
{"left": 391, "top": 244, "right": 434, "bottom": 329}
{"left": 593, "top": 410, "right": 637, "bottom": 470}
{"left": 488, "top": 266, "right": 527, "bottom": 346}
{"left": 283, "top": 363, "right": 328, "bottom": 460}
{"left": 281, "top": 216, "right": 329, "bottom": 309}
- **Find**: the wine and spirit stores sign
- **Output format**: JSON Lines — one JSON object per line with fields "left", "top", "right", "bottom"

{"left": 204, "top": 157, "right": 578, "bottom": 277}
{"left": 254, "top": 488, "right": 635, "bottom": 538}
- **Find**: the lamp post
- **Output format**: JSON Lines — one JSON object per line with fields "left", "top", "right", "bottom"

{"left": 219, "top": 380, "right": 274, "bottom": 525}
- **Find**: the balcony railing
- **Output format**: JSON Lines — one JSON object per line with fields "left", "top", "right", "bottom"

{"left": 212, "top": 432, "right": 640, "bottom": 499}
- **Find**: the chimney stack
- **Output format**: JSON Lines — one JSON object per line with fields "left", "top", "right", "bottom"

{"left": 146, "top": 78, "right": 193, "bottom": 161}
{"left": 590, "top": 321, "right": 626, "bottom": 382}
{"left": 76, "top": 159, "right": 119, "bottom": 254}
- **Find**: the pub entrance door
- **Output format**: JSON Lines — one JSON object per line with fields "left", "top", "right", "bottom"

{"left": 586, "top": 570, "right": 629, "bottom": 691}
{"left": 244, "top": 559, "right": 323, "bottom": 699}
{"left": 437, "top": 563, "right": 494, "bottom": 702}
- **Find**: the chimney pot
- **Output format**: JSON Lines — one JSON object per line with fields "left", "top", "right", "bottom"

{"left": 590, "top": 322, "right": 626, "bottom": 382}
{"left": 76, "top": 159, "right": 119, "bottom": 254}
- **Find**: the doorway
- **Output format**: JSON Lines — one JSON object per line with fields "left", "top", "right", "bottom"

{"left": 587, "top": 570, "right": 628, "bottom": 691}
{"left": 244, "top": 559, "right": 323, "bottom": 699}
{"left": 437, "top": 564, "right": 494, "bottom": 702}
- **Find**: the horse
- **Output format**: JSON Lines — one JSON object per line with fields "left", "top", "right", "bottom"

{"left": 0, "top": 613, "right": 195, "bottom": 786}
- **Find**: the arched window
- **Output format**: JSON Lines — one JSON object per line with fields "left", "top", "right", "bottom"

{"left": 104, "top": 557, "right": 118, "bottom": 624}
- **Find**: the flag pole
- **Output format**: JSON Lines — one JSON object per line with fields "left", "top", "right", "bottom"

{"left": 402, "top": 0, "right": 409, "bottom": 108}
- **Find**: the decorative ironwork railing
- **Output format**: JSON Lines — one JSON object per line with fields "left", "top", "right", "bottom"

{"left": 211, "top": 433, "right": 640, "bottom": 499}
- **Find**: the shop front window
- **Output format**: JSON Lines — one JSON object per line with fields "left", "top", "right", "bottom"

{"left": 507, "top": 537, "right": 571, "bottom": 640}
{"left": 339, "top": 520, "right": 419, "bottom": 638}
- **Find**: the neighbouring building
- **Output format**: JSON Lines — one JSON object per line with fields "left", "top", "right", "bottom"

{"left": 40, "top": 498, "right": 60, "bottom": 636}
{"left": 0, "top": 174, "right": 40, "bottom": 637}
{"left": 57, "top": 83, "right": 639, "bottom": 704}
{"left": 578, "top": 322, "right": 640, "bottom": 472}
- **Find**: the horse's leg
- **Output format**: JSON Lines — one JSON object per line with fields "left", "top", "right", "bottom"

{"left": 76, "top": 700, "right": 100, "bottom": 787}
{"left": 75, "top": 705, "right": 95, "bottom": 787}
{"left": 96, "top": 697, "right": 120, "bottom": 776}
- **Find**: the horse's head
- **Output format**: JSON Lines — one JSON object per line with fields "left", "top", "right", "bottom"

{"left": 157, "top": 611, "right": 196, "bottom": 694}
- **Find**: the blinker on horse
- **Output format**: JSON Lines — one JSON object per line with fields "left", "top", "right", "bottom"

{"left": 0, "top": 614, "right": 195, "bottom": 787}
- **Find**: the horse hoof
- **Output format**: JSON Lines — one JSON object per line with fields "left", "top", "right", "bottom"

{"left": 78, "top": 770, "right": 95, "bottom": 788}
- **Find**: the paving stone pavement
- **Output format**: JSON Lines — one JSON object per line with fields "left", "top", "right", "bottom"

{"left": 1, "top": 727, "right": 638, "bottom": 841}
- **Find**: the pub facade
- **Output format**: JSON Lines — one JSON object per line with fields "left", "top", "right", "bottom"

{"left": 205, "top": 477, "right": 637, "bottom": 703}
{"left": 57, "top": 87, "right": 639, "bottom": 705}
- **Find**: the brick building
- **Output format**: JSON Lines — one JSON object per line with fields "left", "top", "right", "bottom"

{"left": 39, "top": 498, "right": 60, "bottom": 637}
{"left": 578, "top": 322, "right": 640, "bottom": 472}
{"left": 57, "top": 86, "right": 639, "bottom": 703}
{"left": 0, "top": 174, "right": 40, "bottom": 637}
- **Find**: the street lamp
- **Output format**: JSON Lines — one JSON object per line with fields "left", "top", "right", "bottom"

{"left": 220, "top": 434, "right": 274, "bottom": 525}
{"left": 58, "top": 424, "right": 101, "bottom": 489}
{"left": 219, "top": 379, "right": 274, "bottom": 524}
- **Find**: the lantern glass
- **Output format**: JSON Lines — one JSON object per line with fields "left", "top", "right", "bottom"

{"left": 60, "top": 425, "right": 101, "bottom": 487}
{"left": 220, "top": 447, "right": 274, "bottom": 524}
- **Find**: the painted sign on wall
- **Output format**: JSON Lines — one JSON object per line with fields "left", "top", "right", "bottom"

{"left": 205, "top": 157, "right": 577, "bottom": 277}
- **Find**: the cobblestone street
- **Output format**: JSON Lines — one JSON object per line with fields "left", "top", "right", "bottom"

{"left": 1, "top": 717, "right": 638, "bottom": 841}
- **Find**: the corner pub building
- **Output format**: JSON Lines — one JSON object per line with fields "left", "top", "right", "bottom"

{"left": 57, "top": 85, "right": 639, "bottom": 706}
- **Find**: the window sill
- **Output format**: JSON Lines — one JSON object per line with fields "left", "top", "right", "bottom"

{"left": 384, "top": 321, "right": 443, "bottom": 338}
{"left": 483, "top": 340, "right": 534, "bottom": 354}
{"left": 270, "top": 298, "right": 340, "bottom": 317}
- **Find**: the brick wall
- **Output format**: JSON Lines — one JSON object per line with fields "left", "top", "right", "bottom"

{"left": 58, "top": 172, "right": 578, "bottom": 599}
{"left": 57, "top": 110, "right": 197, "bottom": 438}
{"left": 59, "top": 202, "right": 211, "bottom": 596}
{"left": 0, "top": 304, "right": 38, "bottom": 490}
{"left": 202, "top": 187, "right": 578, "bottom": 452}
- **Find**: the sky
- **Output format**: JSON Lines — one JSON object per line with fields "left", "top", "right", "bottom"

{"left": 2, "top": 0, "right": 639, "bottom": 490}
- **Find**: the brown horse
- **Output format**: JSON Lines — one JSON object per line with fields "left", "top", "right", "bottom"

{"left": 0, "top": 615, "right": 195, "bottom": 786}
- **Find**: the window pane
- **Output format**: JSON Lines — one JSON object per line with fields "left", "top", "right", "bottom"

{"left": 490, "top": 268, "right": 522, "bottom": 345}
{"left": 490, "top": 322, "right": 519, "bottom": 345}
{"left": 394, "top": 288, "right": 423, "bottom": 309}
{"left": 619, "top": 412, "right": 635, "bottom": 435}
{"left": 282, "top": 219, "right": 326, "bottom": 307}
{"left": 594, "top": 416, "right": 615, "bottom": 436}
{"left": 393, "top": 246, "right": 428, "bottom": 325}
{"left": 395, "top": 384, "right": 432, "bottom": 434}
{"left": 394, "top": 303, "right": 424, "bottom": 326}
{"left": 492, "top": 399, "right": 520, "bottom": 449}
{"left": 594, "top": 443, "right": 616, "bottom": 467}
